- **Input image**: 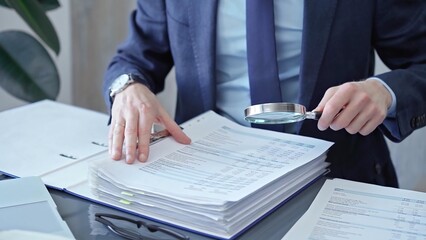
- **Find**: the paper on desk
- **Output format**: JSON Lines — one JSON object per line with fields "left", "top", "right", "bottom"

{"left": 0, "top": 177, "right": 74, "bottom": 239}
{"left": 282, "top": 178, "right": 426, "bottom": 240}
{"left": 0, "top": 100, "right": 108, "bottom": 181}
{"left": 90, "top": 110, "right": 333, "bottom": 203}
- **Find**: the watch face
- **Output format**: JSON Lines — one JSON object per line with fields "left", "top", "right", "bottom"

{"left": 110, "top": 74, "right": 136, "bottom": 98}
{"left": 111, "top": 74, "right": 130, "bottom": 92}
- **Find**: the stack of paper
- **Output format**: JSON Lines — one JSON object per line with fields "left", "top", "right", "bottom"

{"left": 89, "top": 111, "right": 333, "bottom": 239}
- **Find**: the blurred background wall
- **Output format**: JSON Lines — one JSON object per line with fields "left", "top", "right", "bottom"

{"left": 0, "top": 0, "right": 424, "bottom": 192}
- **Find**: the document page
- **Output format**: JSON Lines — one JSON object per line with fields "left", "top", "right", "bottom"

{"left": 91, "top": 111, "right": 333, "bottom": 203}
{"left": 283, "top": 178, "right": 426, "bottom": 240}
{"left": 0, "top": 100, "right": 108, "bottom": 178}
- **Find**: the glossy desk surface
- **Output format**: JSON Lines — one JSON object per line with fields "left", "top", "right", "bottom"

{"left": 46, "top": 178, "right": 325, "bottom": 240}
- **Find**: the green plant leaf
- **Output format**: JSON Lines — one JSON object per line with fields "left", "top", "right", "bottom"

{"left": 0, "top": 0, "right": 60, "bottom": 11}
{"left": 0, "top": 31, "right": 60, "bottom": 102}
{"left": 37, "top": 0, "right": 61, "bottom": 11}
{"left": 5, "top": 0, "right": 60, "bottom": 55}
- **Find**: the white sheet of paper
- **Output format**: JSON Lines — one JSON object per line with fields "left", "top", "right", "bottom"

{"left": 282, "top": 178, "right": 426, "bottom": 240}
{"left": 0, "top": 100, "right": 108, "bottom": 179}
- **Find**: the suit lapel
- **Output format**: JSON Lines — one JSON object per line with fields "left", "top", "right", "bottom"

{"left": 188, "top": 0, "right": 218, "bottom": 111}
{"left": 299, "top": 0, "right": 338, "bottom": 109}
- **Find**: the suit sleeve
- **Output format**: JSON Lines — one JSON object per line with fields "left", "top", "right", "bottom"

{"left": 102, "top": 0, "right": 173, "bottom": 112}
{"left": 373, "top": 0, "right": 426, "bottom": 142}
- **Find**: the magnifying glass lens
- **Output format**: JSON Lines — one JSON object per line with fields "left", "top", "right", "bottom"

{"left": 245, "top": 112, "right": 305, "bottom": 124}
{"left": 244, "top": 102, "right": 322, "bottom": 124}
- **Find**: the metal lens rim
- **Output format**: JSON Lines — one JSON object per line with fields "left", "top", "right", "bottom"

{"left": 244, "top": 102, "right": 307, "bottom": 124}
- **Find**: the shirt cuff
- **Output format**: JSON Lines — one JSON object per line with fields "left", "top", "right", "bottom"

{"left": 367, "top": 77, "right": 396, "bottom": 118}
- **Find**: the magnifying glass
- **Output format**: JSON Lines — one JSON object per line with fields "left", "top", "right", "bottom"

{"left": 244, "top": 102, "right": 322, "bottom": 124}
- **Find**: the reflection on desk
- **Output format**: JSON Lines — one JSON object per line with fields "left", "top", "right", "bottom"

{"left": 48, "top": 178, "right": 325, "bottom": 240}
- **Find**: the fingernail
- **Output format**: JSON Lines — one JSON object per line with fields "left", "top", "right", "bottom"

{"left": 139, "top": 153, "right": 146, "bottom": 162}
{"left": 126, "top": 154, "right": 133, "bottom": 164}
{"left": 112, "top": 150, "right": 119, "bottom": 159}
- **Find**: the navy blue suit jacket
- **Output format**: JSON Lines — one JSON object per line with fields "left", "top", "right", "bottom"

{"left": 104, "top": 0, "right": 426, "bottom": 187}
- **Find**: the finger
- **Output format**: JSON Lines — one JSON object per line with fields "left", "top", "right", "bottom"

{"left": 111, "top": 120, "right": 126, "bottom": 160}
{"left": 318, "top": 83, "right": 356, "bottom": 131}
{"left": 316, "top": 87, "right": 340, "bottom": 131}
{"left": 314, "top": 87, "right": 336, "bottom": 113}
{"left": 329, "top": 98, "right": 363, "bottom": 131}
{"left": 349, "top": 105, "right": 384, "bottom": 136}
{"left": 137, "top": 105, "right": 155, "bottom": 162}
{"left": 124, "top": 110, "right": 139, "bottom": 164}
{"left": 358, "top": 117, "right": 381, "bottom": 136}
{"left": 158, "top": 108, "right": 191, "bottom": 144}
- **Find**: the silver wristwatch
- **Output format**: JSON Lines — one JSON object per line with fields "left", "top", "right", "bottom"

{"left": 109, "top": 74, "right": 136, "bottom": 99}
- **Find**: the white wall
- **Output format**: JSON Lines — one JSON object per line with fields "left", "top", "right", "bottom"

{"left": 0, "top": 1, "right": 71, "bottom": 111}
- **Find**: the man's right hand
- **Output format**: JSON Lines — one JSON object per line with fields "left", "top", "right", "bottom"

{"left": 109, "top": 83, "right": 191, "bottom": 164}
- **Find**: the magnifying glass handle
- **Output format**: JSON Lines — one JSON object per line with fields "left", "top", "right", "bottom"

{"left": 305, "top": 111, "right": 322, "bottom": 120}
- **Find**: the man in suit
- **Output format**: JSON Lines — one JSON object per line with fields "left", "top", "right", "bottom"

{"left": 103, "top": 0, "right": 426, "bottom": 187}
